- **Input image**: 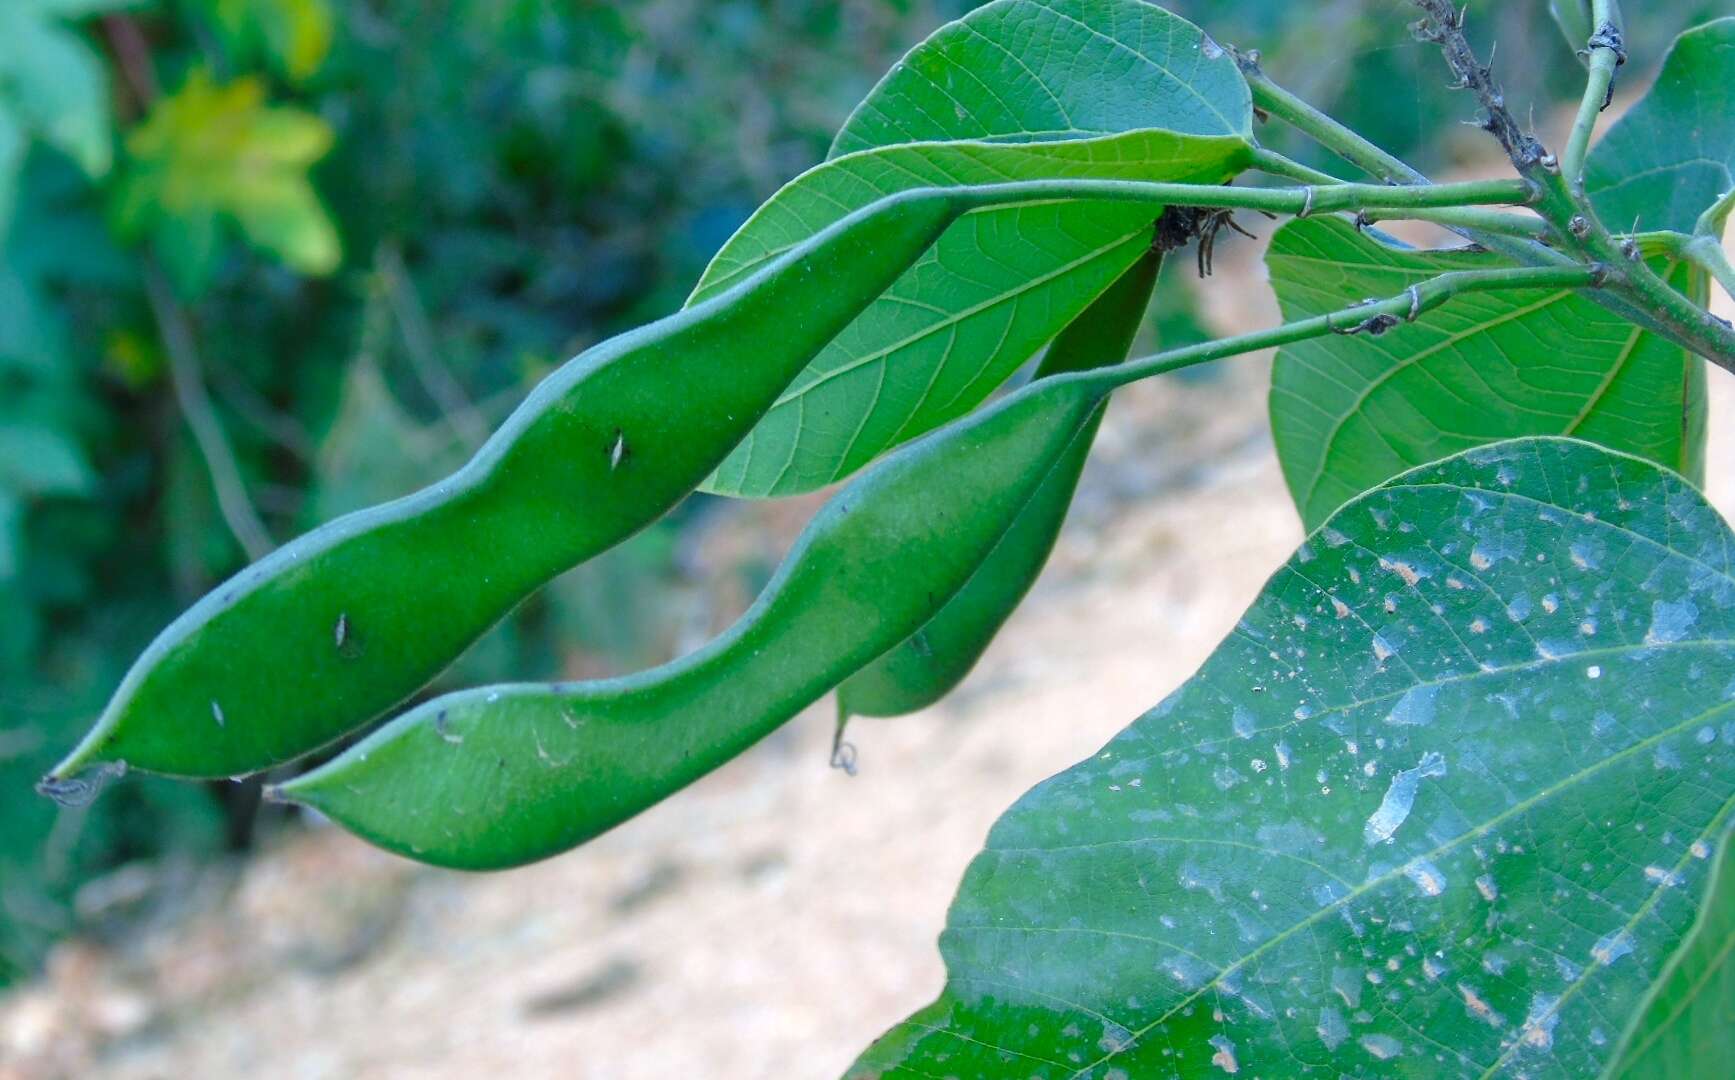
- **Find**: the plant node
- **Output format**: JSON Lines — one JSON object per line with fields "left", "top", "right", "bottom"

{"left": 1585, "top": 22, "right": 1628, "bottom": 110}
{"left": 1227, "top": 45, "right": 1262, "bottom": 76}
{"left": 1333, "top": 301, "right": 1403, "bottom": 336}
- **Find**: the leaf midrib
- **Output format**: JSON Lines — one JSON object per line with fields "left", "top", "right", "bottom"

{"left": 696, "top": 129, "right": 1209, "bottom": 298}
{"left": 765, "top": 226, "right": 1145, "bottom": 410}
{"left": 1029, "top": 0, "right": 1244, "bottom": 137}
{"left": 1068, "top": 695, "right": 1735, "bottom": 1077}
{"left": 1481, "top": 792, "right": 1735, "bottom": 1077}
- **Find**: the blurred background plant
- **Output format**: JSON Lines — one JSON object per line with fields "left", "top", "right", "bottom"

{"left": 0, "top": 0, "right": 1720, "bottom": 986}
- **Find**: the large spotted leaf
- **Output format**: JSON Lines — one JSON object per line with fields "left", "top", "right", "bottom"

{"left": 695, "top": 0, "right": 1252, "bottom": 497}
{"left": 851, "top": 437, "right": 1735, "bottom": 1078}
{"left": 1267, "top": 217, "right": 1706, "bottom": 530}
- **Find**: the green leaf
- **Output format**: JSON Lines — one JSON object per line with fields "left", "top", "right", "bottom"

{"left": 151, "top": 206, "right": 222, "bottom": 298}
{"left": 1267, "top": 217, "right": 1705, "bottom": 530}
{"left": 1608, "top": 826, "right": 1735, "bottom": 1076}
{"left": 206, "top": 0, "right": 335, "bottom": 84}
{"left": 1583, "top": 17, "right": 1735, "bottom": 234}
{"left": 836, "top": 247, "right": 1160, "bottom": 720}
{"left": 852, "top": 436, "right": 1735, "bottom": 1078}
{"left": 0, "top": 422, "right": 93, "bottom": 496}
{"left": 695, "top": 134, "right": 1245, "bottom": 497}
{"left": 0, "top": 0, "right": 133, "bottom": 183}
{"left": 0, "top": 490, "right": 21, "bottom": 580}
{"left": 830, "top": 0, "right": 1248, "bottom": 154}
{"left": 0, "top": 110, "right": 22, "bottom": 238}
{"left": 114, "top": 71, "right": 341, "bottom": 281}
{"left": 696, "top": 0, "right": 1251, "bottom": 497}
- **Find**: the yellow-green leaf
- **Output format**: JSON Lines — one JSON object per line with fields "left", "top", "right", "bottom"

{"left": 208, "top": 0, "right": 335, "bottom": 83}
{"left": 115, "top": 71, "right": 341, "bottom": 282}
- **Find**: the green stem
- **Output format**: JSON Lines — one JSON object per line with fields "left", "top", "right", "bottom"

{"left": 1246, "top": 62, "right": 1695, "bottom": 364}
{"left": 1247, "top": 147, "right": 1347, "bottom": 185}
{"left": 1633, "top": 231, "right": 1735, "bottom": 304}
{"left": 1357, "top": 207, "right": 1547, "bottom": 240}
{"left": 1685, "top": 241, "right": 1735, "bottom": 304}
{"left": 1562, "top": 1, "right": 1622, "bottom": 185}
{"left": 377, "top": 242, "right": 488, "bottom": 449}
{"left": 1247, "top": 147, "right": 1547, "bottom": 240}
{"left": 1398, "top": 0, "right": 1735, "bottom": 374}
{"left": 1527, "top": 171, "right": 1735, "bottom": 374}
{"left": 1071, "top": 264, "right": 1602, "bottom": 394}
{"left": 1238, "top": 55, "right": 1426, "bottom": 185}
{"left": 1687, "top": 242, "right": 1735, "bottom": 304}
{"left": 957, "top": 176, "right": 1535, "bottom": 218}
{"left": 1235, "top": 52, "right": 1589, "bottom": 270}
{"left": 1694, "top": 187, "right": 1735, "bottom": 239}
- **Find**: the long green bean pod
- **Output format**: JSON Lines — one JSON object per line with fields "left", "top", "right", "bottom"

{"left": 272, "top": 374, "right": 1112, "bottom": 869}
{"left": 836, "top": 246, "right": 1162, "bottom": 721}
{"left": 64, "top": 166, "right": 1351, "bottom": 784}
{"left": 48, "top": 191, "right": 966, "bottom": 781}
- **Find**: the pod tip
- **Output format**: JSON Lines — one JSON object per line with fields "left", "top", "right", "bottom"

{"left": 829, "top": 702, "right": 859, "bottom": 776}
{"left": 35, "top": 760, "right": 128, "bottom": 808}
{"left": 264, "top": 775, "right": 315, "bottom": 806}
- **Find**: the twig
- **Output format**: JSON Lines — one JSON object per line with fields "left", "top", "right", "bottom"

{"left": 1406, "top": 0, "right": 1735, "bottom": 373}
{"left": 1236, "top": 51, "right": 1575, "bottom": 264}
{"left": 143, "top": 262, "right": 274, "bottom": 561}
{"left": 100, "top": 16, "right": 158, "bottom": 112}
{"left": 1079, "top": 263, "right": 1605, "bottom": 392}
{"left": 1409, "top": 0, "right": 1549, "bottom": 173}
{"left": 377, "top": 242, "right": 489, "bottom": 450}
{"left": 210, "top": 366, "right": 317, "bottom": 460}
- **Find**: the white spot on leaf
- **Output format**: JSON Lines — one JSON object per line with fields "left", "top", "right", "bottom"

{"left": 1364, "top": 752, "right": 1447, "bottom": 845}
{"left": 1360, "top": 1034, "right": 1402, "bottom": 1060}
{"left": 1208, "top": 1033, "right": 1238, "bottom": 1074}
{"left": 1403, "top": 857, "right": 1447, "bottom": 896}
{"left": 1591, "top": 929, "right": 1633, "bottom": 966}
{"left": 1317, "top": 1007, "right": 1348, "bottom": 1050}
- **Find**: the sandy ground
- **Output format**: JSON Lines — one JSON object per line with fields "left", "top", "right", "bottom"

{"left": 4, "top": 228, "right": 1732, "bottom": 1080}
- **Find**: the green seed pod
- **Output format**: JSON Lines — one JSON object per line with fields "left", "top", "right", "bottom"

{"left": 47, "top": 191, "right": 966, "bottom": 782}
{"left": 836, "top": 247, "right": 1162, "bottom": 721}
{"left": 272, "top": 374, "right": 1110, "bottom": 869}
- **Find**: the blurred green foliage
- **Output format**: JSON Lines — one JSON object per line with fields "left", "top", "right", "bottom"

{"left": 0, "top": 0, "right": 1716, "bottom": 982}
{"left": 115, "top": 70, "right": 340, "bottom": 287}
